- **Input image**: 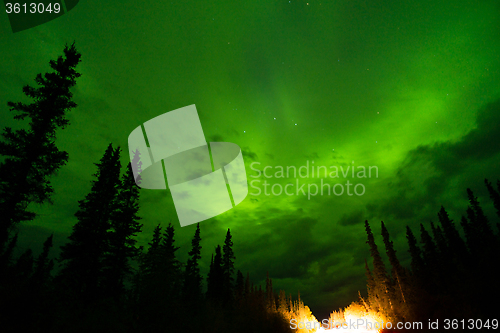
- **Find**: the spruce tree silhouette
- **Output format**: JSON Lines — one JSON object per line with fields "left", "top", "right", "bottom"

{"left": 161, "top": 223, "right": 183, "bottom": 297}
{"left": 364, "top": 220, "right": 392, "bottom": 318}
{"left": 361, "top": 180, "right": 500, "bottom": 323}
{"left": 222, "top": 228, "right": 235, "bottom": 305}
{"left": 0, "top": 42, "right": 81, "bottom": 252}
{"left": 206, "top": 244, "right": 223, "bottom": 303}
{"left": 437, "top": 206, "right": 469, "bottom": 268}
{"left": 136, "top": 223, "right": 183, "bottom": 332}
{"left": 485, "top": 179, "right": 500, "bottom": 219}
{"left": 381, "top": 221, "right": 409, "bottom": 321}
{"left": 102, "top": 162, "right": 143, "bottom": 301}
{"left": 419, "top": 223, "right": 441, "bottom": 294}
{"left": 405, "top": 225, "right": 425, "bottom": 277}
{"left": 57, "top": 143, "right": 121, "bottom": 304}
{"left": 182, "top": 223, "right": 203, "bottom": 310}
{"left": 381, "top": 221, "right": 405, "bottom": 282}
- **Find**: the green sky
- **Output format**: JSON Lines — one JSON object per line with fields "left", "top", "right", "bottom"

{"left": 1, "top": 0, "right": 500, "bottom": 320}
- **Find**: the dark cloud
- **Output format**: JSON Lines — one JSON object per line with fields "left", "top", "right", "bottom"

{"left": 338, "top": 210, "right": 365, "bottom": 226}
{"left": 367, "top": 99, "right": 500, "bottom": 224}
{"left": 241, "top": 146, "right": 257, "bottom": 161}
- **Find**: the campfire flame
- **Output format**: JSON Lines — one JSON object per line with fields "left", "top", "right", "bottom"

{"left": 288, "top": 302, "right": 385, "bottom": 333}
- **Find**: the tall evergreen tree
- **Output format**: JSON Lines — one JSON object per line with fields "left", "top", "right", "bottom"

{"left": 222, "top": 228, "right": 236, "bottom": 304}
{"left": 364, "top": 220, "right": 392, "bottom": 318}
{"left": 365, "top": 221, "right": 388, "bottom": 285}
{"left": 141, "top": 223, "right": 182, "bottom": 298}
{"left": 460, "top": 214, "right": 478, "bottom": 260}
{"left": 464, "top": 206, "right": 482, "bottom": 258}
{"left": 161, "top": 223, "right": 182, "bottom": 277}
{"left": 139, "top": 224, "right": 163, "bottom": 277}
{"left": 381, "top": 221, "right": 408, "bottom": 320}
{"left": 419, "top": 223, "right": 443, "bottom": 295}
{"left": 364, "top": 258, "right": 376, "bottom": 303}
{"left": 183, "top": 223, "right": 203, "bottom": 307}
{"left": 430, "top": 222, "right": 447, "bottom": 263}
{"left": 57, "top": 144, "right": 121, "bottom": 302}
{"left": 437, "top": 206, "right": 469, "bottom": 265}
{"left": 0, "top": 42, "right": 81, "bottom": 253}
{"left": 485, "top": 179, "right": 500, "bottom": 220}
{"left": 380, "top": 221, "right": 404, "bottom": 280}
{"left": 136, "top": 223, "right": 183, "bottom": 332}
{"left": 206, "top": 245, "right": 223, "bottom": 303}
{"left": 419, "top": 224, "right": 438, "bottom": 270}
{"left": 102, "top": 162, "right": 142, "bottom": 300}
{"left": 466, "top": 187, "right": 500, "bottom": 314}
{"left": 406, "top": 225, "right": 424, "bottom": 277}
{"left": 430, "top": 221, "right": 453, "bottom": 295}
{"left": 206, "top": 253, "right": 214, "bottom": 299}
{"left": 162, "top": 223, "right": 183, "bottom": 289}
{"left": 467, "top": 188, "right": 494, "bottom": 241}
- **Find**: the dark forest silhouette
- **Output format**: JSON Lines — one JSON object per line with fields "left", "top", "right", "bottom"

{"left": 0, "top": 43, "right": 308, "bottom": 333}
{"left": 1, "top": 43, "right": 499, "bottom": 333}
{"left": 357, "top": 180, "right": 500, "bottom": 332}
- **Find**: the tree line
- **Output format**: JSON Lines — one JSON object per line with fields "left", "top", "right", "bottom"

{"left": 0, "top": 42, "right": 315, "bottom": 333}
{"left": 4, "top": 42, "right": 496, "bottom": 333}
{"left": 357, "top": 179, "right": 500, "bottom": 331}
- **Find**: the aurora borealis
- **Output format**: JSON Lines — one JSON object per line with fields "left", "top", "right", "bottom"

{"left": 1, "top": 0, "right": 499, "bottom": 321}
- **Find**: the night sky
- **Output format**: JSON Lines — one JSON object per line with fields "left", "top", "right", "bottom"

{"left": 1, "top": 0, "right": 499, "bottom": 321}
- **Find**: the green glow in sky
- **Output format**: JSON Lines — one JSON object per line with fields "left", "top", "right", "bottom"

{"left": 1, "top": 0, "right": 499, "bottom": 319}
